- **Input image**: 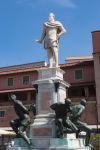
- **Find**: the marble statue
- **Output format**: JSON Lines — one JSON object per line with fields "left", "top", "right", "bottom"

{"left": 36, "top": 13, "right": 66, "bottom": 68}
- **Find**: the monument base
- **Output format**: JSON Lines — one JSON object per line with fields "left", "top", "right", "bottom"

{"left": 9, "top": 67, "right": 91, "bottom": 150}
{"left": 9, "top": 138, "right": 91, "bottom": 150}
{"left": 29, "top": 114, "right": 56, "bottom": 138}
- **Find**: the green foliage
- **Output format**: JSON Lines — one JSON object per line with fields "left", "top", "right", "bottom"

{"left": 90, "top": 134, "right": 100, "bottom": 150}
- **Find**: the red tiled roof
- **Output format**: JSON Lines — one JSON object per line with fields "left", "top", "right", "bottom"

{"left": 60, "top": 59, "right": 94, "bottom": 68}
{"left": 0, "top": 61, "right": 46, "bottom": 75}
{"left": 0, "top": 59, "right": 94, "bottom": 75}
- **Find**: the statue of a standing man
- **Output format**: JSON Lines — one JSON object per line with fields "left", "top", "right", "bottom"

{"left": 36, "top": 13, "right": 66, "bottom": 68}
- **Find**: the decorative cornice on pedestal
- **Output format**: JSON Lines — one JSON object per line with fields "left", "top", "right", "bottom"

{"left": 37, "top": 67, "right": 65, "bottom": 80}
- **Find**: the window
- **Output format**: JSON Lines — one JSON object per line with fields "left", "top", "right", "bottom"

{"left": 0, "top": 111, "right": 6, "bottom": 117}
{"left": 88, "top": 86, "right": 96, "bottom": 96}
{"left": 23, "top": 75, "right": 30, "bottom": 85}
{"left": 71, "top": 89, "right": 79, "bottom": 97}
{"left": 8, "top": 77, "right": 13, "bottom": 86}
{"left": 68, "top": 87, "right": 85, "bottom": 97}
{"left": 75, "top": 69, "right": 83, "bottom": 80}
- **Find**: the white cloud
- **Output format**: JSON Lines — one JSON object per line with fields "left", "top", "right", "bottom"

{"left": 15, "top": 0, "right": 76, "bottom": 9}
{"left": 52, "top": 0, "right": 76, "bottom": 8}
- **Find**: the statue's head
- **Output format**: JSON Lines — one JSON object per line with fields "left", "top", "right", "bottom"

{"left": 65, "top": 98, "right": 71, "bottom": 106}
{"left": 80, "top": 99, "right": 86, "bottom": 106}
{"left": 49, "top": 13, "right": 55, "bottom": 23}
{"left": 11, "top": 94, "right": 16, "bottom": 100}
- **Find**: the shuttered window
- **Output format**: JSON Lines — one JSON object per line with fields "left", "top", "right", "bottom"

{"left": 0, "top": 110, "right": 6, "bottom": 117}
{"left": 23, "top": 75, "right": 30, "bottom": 85}
{"left": 75, "top": 69, "right": 83, "bottom": 80}
{"left": 8, "top": 77, "right": 13, "bottom": 86}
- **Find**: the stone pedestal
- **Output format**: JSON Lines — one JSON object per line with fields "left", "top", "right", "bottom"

{"left": 34, "top": 67, "right": 70, "bottom": 114}
{"left": 10, "top": 138, "right": 91, "bottom": 150}
{"left": 30, "top": 67, "right": 70, "bottom": 139}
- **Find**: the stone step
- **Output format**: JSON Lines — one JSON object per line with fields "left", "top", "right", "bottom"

{"left": 10, "top": 147, "right": 90, "bottom": 150}
{"left": 9, "top": 138, "right": 91, "bottom": 150}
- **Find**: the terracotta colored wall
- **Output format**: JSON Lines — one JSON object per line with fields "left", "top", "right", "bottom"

{"left": 92, "top": 31, "right": 100, "bottom": 123}
{"left": 0, "top": 71, "right": 38, "bottom": 90}
{"left": 0, "top": 99, "right": 97, "bottom": 127}
{"left": 82, "top": 102, "right": 97, "bottom": 125}
{"left": 70, "top": 97, "right": 97, "bottom": 125}
{"left": 63, "top": 65, "right": 95, "bottom": 84}
{"left": 0, "top": 104, "right": 34, "bottom": 127}
{"left": 92, "top": 31, "right": 100, "bottom": 53}
{"left": 0, "top": 64, "right": 97, "bottom": 127}
{"left": 0, "top": 106, "right": 16, "bottom": 127}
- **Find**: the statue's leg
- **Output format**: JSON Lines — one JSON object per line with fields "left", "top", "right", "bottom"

{"left": 21, "top": 115, "right": 30, "bottom": 129}
{"left": 68, "top": 121, "right": 78, "bottom": 133}
{"left": 47, "top": 48, "right": 53, "bottom": 67}
{"left": 76, "top": 120, "right": 91, "bottom": 146}
{"left": 18, "top": 116, "right": 31, "bottom": 146}
{"left": 55, "top": 119, "right": 64, "bottom": 138}
{"left": 10, "top": 119, "right": 19, "bottom": 134}
{"left": 63, "top": 119, "right": 78, "bottom": 134}
{"left": 52, "top": 47, "right": 58, "bottom": 67}
{"left": 18, "top": 125, "right": 31, "bottom": 146}
{"left": 84, "top": 127, "right": 91, "bottom": 146}
{"left": 76, "top": 129, "right": 80, "bottom": 138}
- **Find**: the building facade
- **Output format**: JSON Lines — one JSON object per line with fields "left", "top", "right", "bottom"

{"left": 0, "top": 61, "right": 45, "bottom": 128}
{"left": 62, "top": 57, "right": 96, "bottom": 125}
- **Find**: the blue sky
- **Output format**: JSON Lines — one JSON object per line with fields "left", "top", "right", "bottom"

{"left": 0, "top": 0, "right": 100, "bottom": 67}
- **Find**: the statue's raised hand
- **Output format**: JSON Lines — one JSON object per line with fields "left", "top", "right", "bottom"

{"left": 36, "top": 39, "right": 42, "bottom": 43}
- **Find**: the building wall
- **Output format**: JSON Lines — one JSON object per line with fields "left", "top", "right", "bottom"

{"left": 0, "top": 103, "right": 34, "bottom": 127}
{"left": 84, "top": 102, "right": 97, "bottom": 124}
{"left": 63, "top": 63, "right": 95, "bottom": 84}
{"left": 70, "top": 98, "right": 97, "bottom": 125}
{"left": 0, "top": 70, "right": 37, "bottom": 127}
{"left": 0, "top": 106, "right": 16, "bottom": 127}
{"left": 92, "top": 31, "right": 100, "bottom": 53}
{"left": 92, "top": 30, "right": 100, "bottom": 123}
{"left": 0, "top": 60, "right": 97, "bottom": 127}
{"left": 0, "top": 90, "right": 36, "bottom": 127}
{"left": 0, "top": 71, "right": 38, "bottom": 90}
{"left": 62, "top": 62, "right": 97, "bottom": 125}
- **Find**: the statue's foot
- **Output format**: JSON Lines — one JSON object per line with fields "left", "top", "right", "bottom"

{"left": 85, "top": 143, "right": 94, "bottom": 149}
{"left": 55, "top": 65, "right": 60, "bottom": 68}
{"left": 88, "top": 144, "right": 94, "bottom": 149}
{"left": 28, "top": 141, "right": 34, "bottom": 150}
{"left": 29, "top": 145, "right": 34, "bottom": 148}
{"left": 16, "top": 134, "right": 21, "bottom": 138}
{"left": 48, "top": 64, "right": 60, "bottom": 68}
{"left": 49, "top": 65, "right": 53, "bottom": 68}
{"left": 28, "top": 140, "right": 32, "bottom": 147}
{"left": 57, "top": 131, "right": 63, "bottom": 138}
